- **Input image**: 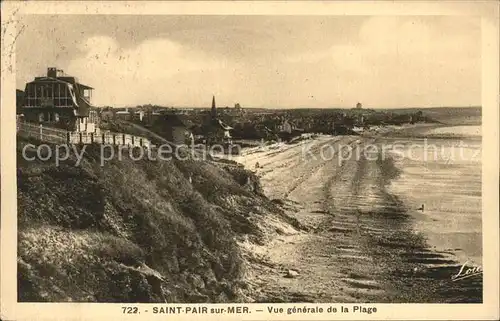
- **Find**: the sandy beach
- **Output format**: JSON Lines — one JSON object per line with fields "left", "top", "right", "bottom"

{"left": 229, "top": 127, "right": 482, "bottom": 303}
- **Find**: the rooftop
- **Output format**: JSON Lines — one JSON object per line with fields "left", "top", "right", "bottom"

{"left": 28, "top": 68, "right": 93, "bottom": 90}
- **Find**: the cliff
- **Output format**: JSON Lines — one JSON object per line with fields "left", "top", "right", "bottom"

{"left": 17, "top": 137, "right": 292, "bottom": 302}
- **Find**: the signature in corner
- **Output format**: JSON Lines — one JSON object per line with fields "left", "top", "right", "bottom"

{"left": 451, "top": 260, "right": 482, "bottom": 282}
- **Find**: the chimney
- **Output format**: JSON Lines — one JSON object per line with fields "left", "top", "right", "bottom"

{"left": 47, "top": 67, "right": 57, "bottom": 78}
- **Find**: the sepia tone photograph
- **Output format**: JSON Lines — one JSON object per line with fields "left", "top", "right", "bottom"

{"left": 8, "top": 7, "right": 490, "bottom": 308}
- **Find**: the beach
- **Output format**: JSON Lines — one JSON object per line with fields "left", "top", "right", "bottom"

{"left": 229, "top": 126, "right": 482, "bottom": 303}
{"left": 386, "top": 134, "right": 482, "bottom": 265}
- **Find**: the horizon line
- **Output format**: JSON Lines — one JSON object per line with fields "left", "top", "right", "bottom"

{"left": 100, "top": 105, "right": 482, "bottom": 110}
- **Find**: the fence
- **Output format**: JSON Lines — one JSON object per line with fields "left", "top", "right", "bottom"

{"left": 17, "top": 121, "right": 68, "bottom": 144}
{"left": 16, "top": 120, "right": 243, "bottom": 168}
{"left": 17, "top": 121, "right": 152, "bottom": 148}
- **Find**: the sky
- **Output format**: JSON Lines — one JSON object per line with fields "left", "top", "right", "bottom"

{"left": 16, "top": 15, "right": 481, "bottom": 109}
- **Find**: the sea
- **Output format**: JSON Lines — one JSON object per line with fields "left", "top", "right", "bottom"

{"left": 387, "top": 125, "right": 482, "bottom": 265}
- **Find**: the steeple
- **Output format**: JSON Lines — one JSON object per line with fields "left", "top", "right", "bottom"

{"left": 211, "top": 95, "right": 217, "bottom": 119}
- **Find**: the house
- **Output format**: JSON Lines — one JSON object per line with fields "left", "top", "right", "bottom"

{"left": 277, "top": 119, "right": 304, "bottom": 141}
{"left": 278, "top": 119, "right": 293, "bottom": 134}
{"left": 22, "top": 67, "right": 97, "bottom": 132}
{"left": 134, "top": 110, "right": 145, "bottom": 122}
{"left": 277, "top": 119, "right": 293, "bottom": 141}
{"left": 84, "top": 109, "right": 99, "bottom": 133}
{"left": 218, "top": 119, "right": 233, "bottom": 144}
{"left": 115, "top": 108, "right": 132, "bottom": 120}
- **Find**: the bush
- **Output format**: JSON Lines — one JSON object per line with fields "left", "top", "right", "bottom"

{"left": 16, "top": 136, "right": 270, "bottom": 302}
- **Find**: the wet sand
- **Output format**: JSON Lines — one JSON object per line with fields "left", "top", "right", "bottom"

{"left": 386, "top": 136, "right": 482, "bottom": 265}
{"left": 234, "top": 134, "right": 482, "bottom": 303}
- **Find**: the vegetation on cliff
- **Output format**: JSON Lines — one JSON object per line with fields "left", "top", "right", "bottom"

{"left": 17, "top": 137, "right": 288, "bottom": 302}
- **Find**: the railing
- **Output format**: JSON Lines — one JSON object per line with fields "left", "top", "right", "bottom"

{"left": 17, "top": 121, "right": 152, "bottom": 148}
{"left": 17, "top": 121, "right": 68, "bottom": 144}
{"left": 16, "top": 120, "right": 243, "bottom": 168}
{"left": 68, "top": 131, "right": 151, "bottom": 148}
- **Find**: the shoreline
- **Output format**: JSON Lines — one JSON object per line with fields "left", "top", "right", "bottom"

{"left": 385, "top": 133, "right": 482, "bottom": 265}
{"left": 238, "top": 133, "right": 482, "bottom": 303}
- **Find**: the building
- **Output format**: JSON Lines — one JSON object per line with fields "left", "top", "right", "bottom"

{"left": 22, "top": 67, "right": 97, "bottom": 132}
{"left": 202, "top": 95, "right": 234, "bottom": 145}
{"left": 115, "top": 108, "right": 132, "bottom": 120}
{"left": 277, "top": 119, "right": 293, "bottom": 141}
{"left": 279, "top": 119, "right": 293, "bottom": 134}
{"left": 218, "top": 119, "right": 233, "bottom": 144}
{"left": 135, "top": 110, "right": 145, "bottom": 122}
{"left": 356, "top": 102, "right": 362, "bottom": 109}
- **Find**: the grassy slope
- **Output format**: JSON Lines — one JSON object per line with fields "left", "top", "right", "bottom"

{"left": 17, "top": 137, "right": 290, "bottom": 302}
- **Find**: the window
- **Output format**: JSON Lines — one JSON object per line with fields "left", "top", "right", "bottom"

{"left": 45, "top": 84, "right": 53, "bottom": 99}
{"left": 26, "top": 84, "right": 35, "bottom": 107}
{"left": 89, "top": 111, "right": 98, "bottom": 123}
{"left": 54, "top": 113, "right": 59, "bottom": 122}
{"left": 55, "top": 83, "right": 61, "bottom": 106}
{"left": 36, "top": 86, "right": 42, "bottom": 105}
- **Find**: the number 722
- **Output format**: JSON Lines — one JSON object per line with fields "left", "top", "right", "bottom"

{"left": 122, "top": 307, "right": 139, "bottom": 314}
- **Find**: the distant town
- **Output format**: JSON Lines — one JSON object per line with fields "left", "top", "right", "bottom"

{"left": 16, "top": 67, "right": 433, "bottom": 150}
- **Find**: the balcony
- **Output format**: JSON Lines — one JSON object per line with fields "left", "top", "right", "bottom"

{"left": 40, "top": 97, "right": 55, "bottom": 107}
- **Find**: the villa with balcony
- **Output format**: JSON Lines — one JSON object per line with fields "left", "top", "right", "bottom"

{"left": 22, "top": 67, "right": 98, "bottom": 132}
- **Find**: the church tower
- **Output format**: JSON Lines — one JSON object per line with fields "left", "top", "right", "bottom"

{"left": 211, "top": 95, "right": 217, "bottom": 119}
